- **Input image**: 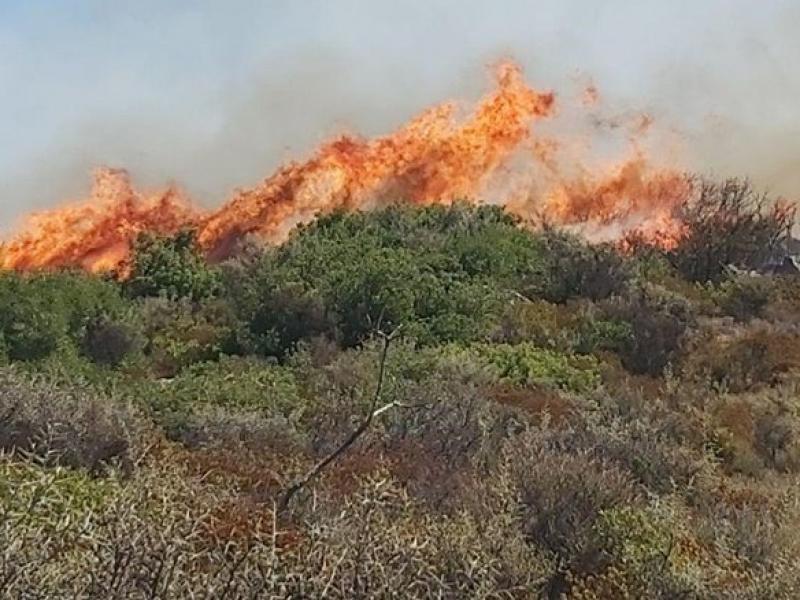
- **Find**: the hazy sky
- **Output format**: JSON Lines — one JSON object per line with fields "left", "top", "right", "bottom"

{"left": 1, "top": 1, "right": 798, "bottom": 224}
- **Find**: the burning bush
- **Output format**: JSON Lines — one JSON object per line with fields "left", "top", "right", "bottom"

{"left": 1, "top": 186, "right": 800, "bottom": 597}
{"left": 668, "top": 178, "right": 795, "bottom": 283}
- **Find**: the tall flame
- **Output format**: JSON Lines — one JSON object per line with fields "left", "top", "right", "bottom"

{"left": 0, "top": 60, "right": 692, "bottom": 274}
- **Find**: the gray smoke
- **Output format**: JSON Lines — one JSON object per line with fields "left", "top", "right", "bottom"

{"left": 1, "top": 0, "right": 797, "bottom": 230}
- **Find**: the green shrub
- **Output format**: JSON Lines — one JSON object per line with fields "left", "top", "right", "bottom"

{"left": 127, "top": 229, "right": 220, "bottom": 300}
{"left": 139, "top": 297, "right": 240, "bottom": 377}
{"left": 225, "top": 204, "right": 519, "bottom": 348}
{"left": 129, "top": 355, "right": 304, "bottom": 440}
{"left": 0, "top": 271, "right": 128, "bottom": 362}
{"left": 458, "top": 342, "right": 601, "bottom": 393}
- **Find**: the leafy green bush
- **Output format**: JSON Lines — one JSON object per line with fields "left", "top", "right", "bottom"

{"left": 139, "top": 297, "right": 240, "bottom": 377}
{"left": 127, "top": 229, "right": 220, "bottom": 300}
{"left": 457, "top": 342, "right": 601, "bottom": 393}
{"left": 0, "top": 271, "right": 128, "bottom": 362}
{"left": 224, "top": 204, "right": 523, "bottom": 349}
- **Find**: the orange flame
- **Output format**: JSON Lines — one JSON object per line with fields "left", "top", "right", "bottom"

{"left": 0, "top": 60, "right": 693, "bottom": 274}
{"left": 0, "top": 168, "right": 201, "bottom": 272}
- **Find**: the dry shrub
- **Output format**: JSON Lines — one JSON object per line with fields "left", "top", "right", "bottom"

{"left": 684, "top": 324, "right": 800, "bottom": 393}
{"left": 0, "top": 368, "right": 149, "bottom": 475}
{"left": 590, "top": 418, "right": 710, "bottom": 495}
{"left": 177, "top": 445, "right": 290, "bottom": 501}
{"left": 711, "top": 398, "right": 764, "bottom": 476}
{"left": 174, "top": 406, "right": 308, "bottom": 456}
{"left": 669, "top": 178, "right": 795, "bottom": 283}
{"left": 602, "top": 287, "right": 693, "bottom": 376}
{"left": 1, "top": 457, "right": 557, "bottom": 598}
{"left": 691, "top": 476, "right": 800, "bottom": 588}
{"left": 501, "top": 427, "right": 641, "bottom": 596}
{"left": 489, "top": 383, "right": 577, "bottom": 427}
{"left": 293, "top": 470, "right": 555, "bottom": 598}
{"left": 296, "top": 343, "right": 513, "bottom": 510}
{"left": 765, "top": 275, "right": 800, "bottom": 323}
{"left": 704, "top": 386, "right": 800, "bottom": 477}
{"left": 81, "top": 315, "right": 137, "bottom": 366}
{"left": 754, "top": 408, "right": 800, "bottom": 473}
{"left": 374, "top": 363, "right": 511, "bottom": 509}
{"left": 714, "top": 275, "right": 774, "bottom": 322}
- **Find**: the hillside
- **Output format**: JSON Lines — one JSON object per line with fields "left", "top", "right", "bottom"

{"left": 1, "top": 181, "right": 800, "bottom": 598}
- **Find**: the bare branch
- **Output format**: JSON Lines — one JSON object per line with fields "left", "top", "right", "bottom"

{"left": 278, "top": 328, "right": 400, "bottom": 513}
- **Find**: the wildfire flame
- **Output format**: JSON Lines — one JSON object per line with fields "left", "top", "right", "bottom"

{"left": 0, "top": 60, "right": 693, "bottom": 274}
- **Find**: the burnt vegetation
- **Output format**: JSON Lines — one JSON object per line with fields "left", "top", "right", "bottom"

{"left": 1, "top": 178, "right": 800, "bottom": 598}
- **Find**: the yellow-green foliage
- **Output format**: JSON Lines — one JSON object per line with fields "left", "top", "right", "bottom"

{"left": 450, "top": 342, "right": 602, "bottom": 393}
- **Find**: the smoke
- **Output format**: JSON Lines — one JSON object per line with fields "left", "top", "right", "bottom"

{"left": 1, "top": 0, "right": 798, "bottom": 229}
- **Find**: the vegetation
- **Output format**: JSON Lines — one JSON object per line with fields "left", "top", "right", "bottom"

{"left": 1, "top": 180, "right": 800, "bottom": 598}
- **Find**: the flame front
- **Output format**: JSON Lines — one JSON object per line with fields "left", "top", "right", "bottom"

{"left": 0, "top": 61, "right": 693, "bottom": 274}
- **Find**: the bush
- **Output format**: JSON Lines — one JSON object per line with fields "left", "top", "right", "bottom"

{"left": 493, "top": 299, "right": 633, "bottom": 360}
{"left": 683, "top": 324, "right": 800, "bottom": 392}
{"left": 668, "top": 178, "right": 795, "bottom": 283}
{"left": 0, "top": 369, "right": 148, "bottom": 475}
{"left": 223, "top": 205, "right": 516, "bottom": 349}
{"left": 714, "top": 274, "right": 774, "bottom": 322}
{"left": 602, "top": 288, "right": 693, "bottom": 376}
{"left": 0, "top": 305, "right": 60, "bottom": 361}
{"left": 459, "top": 342, "right": 601, "bottom": 393}
{"left": 135, "top": 355, "right": 305, "bottom": 439}
{"left": 139, "top": 297, "right": 240, "bottom": 377}
{"left": 504, "top": 428, "right": 641, "bottom": 594}
{"left": 526, "top": 230, "right": 630, "bottom": 303}
{"left": 0, "top": 271, "right": 128, "bottom": 362}
{"left": 126, "top": 229, "right": 221, "bottom": 300}
{"left": 81, "top": 316, "right": 136, "bottom": 366}
{"left": 4, "top": 199, "right": 800, "bottom": 597}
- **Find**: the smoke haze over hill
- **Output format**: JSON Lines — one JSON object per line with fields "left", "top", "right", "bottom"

{"left": 1, "top": 0, "right": 798, "bottom": 228}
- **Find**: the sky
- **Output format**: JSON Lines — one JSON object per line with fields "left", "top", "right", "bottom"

{"left": 1, "top": 0, "right": 799, "bottom": 225}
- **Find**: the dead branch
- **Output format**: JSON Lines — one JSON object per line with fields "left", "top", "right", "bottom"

{"left": 278, "top": 329, "right": 400, "bottom": 513}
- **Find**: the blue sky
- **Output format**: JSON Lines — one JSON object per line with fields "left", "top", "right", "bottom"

{"left": 1, "top": 1, "right": 798, "bottom": 223}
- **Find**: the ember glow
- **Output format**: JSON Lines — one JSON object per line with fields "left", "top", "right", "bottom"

{"left": 0, "top": 60, "right": 694, "bottom": 274}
